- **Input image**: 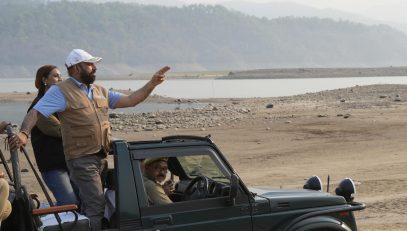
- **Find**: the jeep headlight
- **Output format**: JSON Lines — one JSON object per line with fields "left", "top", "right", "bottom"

{"left": 335, "top": 178, "right": 356, "bottom": 202}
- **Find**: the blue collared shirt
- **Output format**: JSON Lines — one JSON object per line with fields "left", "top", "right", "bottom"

{"left": 34, "top": 77, "right": 123, "bottom": 118}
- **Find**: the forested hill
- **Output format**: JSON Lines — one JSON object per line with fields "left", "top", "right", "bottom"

{"left": 1, "top": 1, "right": 407, "bottom": 77}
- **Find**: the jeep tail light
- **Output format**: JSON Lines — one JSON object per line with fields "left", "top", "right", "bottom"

{"left": 338, "top": 211, "right": 350, "bottom": 217}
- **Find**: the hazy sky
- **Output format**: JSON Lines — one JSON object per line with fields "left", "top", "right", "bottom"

{"left": 184, "top": 0, "right": 407, "bottom": 24}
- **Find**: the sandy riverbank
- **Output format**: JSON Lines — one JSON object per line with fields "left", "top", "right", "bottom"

{"left": 1, "top": 84, "right": 407, "bottom": 230}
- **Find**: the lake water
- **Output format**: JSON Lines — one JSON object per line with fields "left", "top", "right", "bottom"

{"left": 0, "top": 101, "right": 206, "bottom": 124}
{"left": 1, "top": 76, "right": 407, "bottom": 98}
{"left": 2, "top": 77, "right": 407, "bottom": 124}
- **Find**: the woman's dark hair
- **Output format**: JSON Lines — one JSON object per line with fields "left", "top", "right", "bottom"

{"left": 35, "top": 65, "right": 57, "bottom": 97}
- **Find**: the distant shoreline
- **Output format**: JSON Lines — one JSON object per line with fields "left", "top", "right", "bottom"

{"left": 2, "top": 66, "right": 407, "bottom": 80}
{"left": 105, "top": 66, "right": 407, "bottom": 80}
{"left": 220, "top": 66, "right": 407, "bottom": 79}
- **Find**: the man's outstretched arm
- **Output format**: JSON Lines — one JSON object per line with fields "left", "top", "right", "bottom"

{"left": 8, "top": 109, "right": 40, "bottom": 151}
{"left": 115, "top": 66, "right": 170, "bottom": 108}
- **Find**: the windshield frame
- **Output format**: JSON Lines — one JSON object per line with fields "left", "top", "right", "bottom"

{"left": 131, "top": 145, "right": 231, "bottom": 179}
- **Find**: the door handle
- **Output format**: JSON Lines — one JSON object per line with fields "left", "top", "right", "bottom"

{"left": 152, "top": 216, "right": 172, "bottom": 225}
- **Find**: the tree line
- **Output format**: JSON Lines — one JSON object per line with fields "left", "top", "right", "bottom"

{"left": 1, "top": 0, "right": 407, "bottom": 77}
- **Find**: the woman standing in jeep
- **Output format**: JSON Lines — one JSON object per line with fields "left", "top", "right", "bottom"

{"left": 28, "top": 65, "right": 79, "bottom": 206}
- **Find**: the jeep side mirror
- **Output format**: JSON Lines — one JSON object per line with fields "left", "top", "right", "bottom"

{"left": 226, "top": 174, "right": 239, "bottom": 206}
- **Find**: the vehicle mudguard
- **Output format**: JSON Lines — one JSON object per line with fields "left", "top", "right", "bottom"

{"left": 287, "top": 216, "right": 352, "bottom": 231}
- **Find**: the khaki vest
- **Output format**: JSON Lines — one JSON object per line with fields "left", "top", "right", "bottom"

{"left": 58, "top": 78, "right": 111, "bottom": 160}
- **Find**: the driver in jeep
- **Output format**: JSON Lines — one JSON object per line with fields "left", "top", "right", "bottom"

{"left": 143, "top": 157, "right": 174, "bottom": 205}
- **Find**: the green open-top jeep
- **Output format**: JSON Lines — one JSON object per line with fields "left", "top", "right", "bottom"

{"left": 2, "top": 133, "right": 365, "bottom": 231}
{"left": 109, "top": 135, "right": 365, "bottom": 231}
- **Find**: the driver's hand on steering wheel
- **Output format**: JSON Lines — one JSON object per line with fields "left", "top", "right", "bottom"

{"left": 163, "top": 180, "right": 175, "bottom": 195}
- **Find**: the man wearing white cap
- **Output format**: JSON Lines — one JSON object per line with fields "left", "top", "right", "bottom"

{"left": 9, "top": 49, "right": 170, "bottom": 230}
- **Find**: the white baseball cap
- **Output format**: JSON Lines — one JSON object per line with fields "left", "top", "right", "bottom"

{"left": 65, "top": 49, "right": 102, "bottom": 68}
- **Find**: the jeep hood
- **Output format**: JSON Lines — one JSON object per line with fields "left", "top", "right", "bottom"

{"left": 249, "top": 187, "right": 332, "bottom": 197}
{"left": 249, "top": 187, "right": 347, "bottom": 210}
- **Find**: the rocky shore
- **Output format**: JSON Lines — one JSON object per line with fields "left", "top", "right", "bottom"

{"left": 109, "top": 101, "right": 253, "bottom": 132}
{"left": 109, "top": 84, "right": 407, "bottom": 133}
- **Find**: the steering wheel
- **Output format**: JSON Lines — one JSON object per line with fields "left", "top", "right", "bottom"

{"left": 184, "top": 176, "right": 210, "bottom": 200}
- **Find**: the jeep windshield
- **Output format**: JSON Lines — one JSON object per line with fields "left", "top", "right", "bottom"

{"left": 177, "top": 155, "right": 229, "bottom": 183}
